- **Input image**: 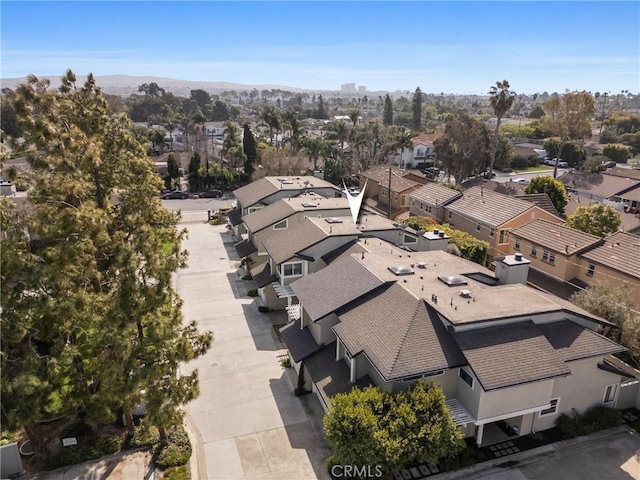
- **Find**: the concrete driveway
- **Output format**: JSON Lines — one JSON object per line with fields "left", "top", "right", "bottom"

{"left": 177, "top": 212, "right": 331, "bottom": 480}
{"left": 445, "top": 426, "right": 640, "bottom": 480}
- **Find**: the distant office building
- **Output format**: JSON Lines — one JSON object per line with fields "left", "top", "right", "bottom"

{"left": 341, "top": 83, "right": 357, "bottom": 93}
{"left": 358, "top": 85, "right": 366, "bottom": 94}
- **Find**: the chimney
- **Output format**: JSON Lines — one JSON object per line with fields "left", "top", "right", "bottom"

{"left": 495, "top": 253, "right": 531, "bottom": 285}
{"left": 421, "top": 229, "right": 449, "bottom": 252}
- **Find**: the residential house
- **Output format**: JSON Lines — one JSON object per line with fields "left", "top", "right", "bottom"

{"left": 253, "top": 216, "right": 360, "bottom": 310}
{"left": 396, "top": 134, "right": 437, "bottom": 169}
{"left": 443, "top": 186, "right": 563, "bottom": 259}
{"left": 510, "top": 218, "right": 602, "bottom": 285}
{"left": 576, "top": 232, "right": 640, "bottom": 309}
{"left": 231, "top": 176, "right": 344, "bottom": 237}
{"left": 234, "top": 193, "right": 351, "bottom": 266}
{"left": 409, "top": 183, "right": 463, "bottom": 222}
{"left": 559, "top": 170, "right": 640, "bottom": 206}
{"left": 281, "top": 244, "right": 633, "bottom": 447}
{"left": 359, "top": 166, "right": 427, "bottom": 219}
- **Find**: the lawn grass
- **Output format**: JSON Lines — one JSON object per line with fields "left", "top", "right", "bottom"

{"left": 511, "top": 165, "right": 552, "bottom": 173}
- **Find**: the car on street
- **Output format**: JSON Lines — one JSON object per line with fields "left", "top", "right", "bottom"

{"left": 602, "top": 160, "right": 617, "bottom": 169}
{"left": 162, "top": 191, "right": 189, "bottom": 199}
{"left": 544, "top": 158, "right": 569, "bottom": 168}
{"left": 199, "top": 189, "right": 223, "bottom": 198}
{"left": 513, "top": 178, "right": 529, "bottom": 184}
{"left": 421, "top": 167, "right": 440, "bottom": 178}
{"left": 480, "top": 171, "right": 496, "bottom": 179}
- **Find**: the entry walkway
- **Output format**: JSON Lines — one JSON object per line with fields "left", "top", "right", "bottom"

{"left": 178, "top": 220, "right": 331, "bottom": 480}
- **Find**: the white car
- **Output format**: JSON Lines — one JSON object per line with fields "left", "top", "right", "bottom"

{"left": 544, "top": 158, "right": 568, "bottom": 168}
{"left": 513, "top": 178, "right": 529, "bottom": 184}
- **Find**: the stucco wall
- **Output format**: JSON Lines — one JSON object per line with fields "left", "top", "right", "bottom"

{"left": 510, "top": 236, "right": 581, "bottom": 281}
{"left": 574, "top": 260, "right": 640, "bottom": 310}
{"left": 456, "top": 367, "right": 481, "bottom": 419}
{"left": 477, "top": 379, "right": 554, "bottom": 421}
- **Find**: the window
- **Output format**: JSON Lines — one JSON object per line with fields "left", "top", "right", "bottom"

{"left": 403, "top": 234, "right": 417, "bottom": 244}
{"left": 499, "top": 229, "right": 508, "bottom": 244}
{"left": 448, "top": 211, "right": 452, "bottom": 220}
{"left": 393, "top": 192, "right": 398, "bottom": 201}
{"left": 549, "top": 253, "right": 555, "bottom": 264}
{"left": 542, "top": 250, "right": 550, "bottom": 262}
{"left": 476, "top": 223, "right": 481, "bottom": 232}
{"left": 420, "top": 202, "right": 424, "bottom": 210}
{"left": 539, "top": 398, "right": 560, "bottom": 417}
{"left": 531, "top": 245, "right": 538, "bottom": 257}
{"left": 515, "top": 238, "right": 521, "bottom": 251}
{"left": 282, "top": 262, "right": 303, "bottom": 277}
{"left": 489, "top": 227, "right": 495, "bottom": 238}
{"left": 247, "top": 206, "right": 262, "bottom": 214}
{"left": 586, "top": 264, "right": 595, "bottom": 277}
{"left": 273, "top": 219, "right": 287, "bottom": 230}
{"left": 603, "top": 384, "right": 617, "bottom": 404}
{"left": 459, "top": 368, "right": 474, "bottom": 389}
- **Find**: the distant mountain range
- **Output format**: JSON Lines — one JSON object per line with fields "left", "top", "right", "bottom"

{"left": 1, "top": 74, "right": 316, "bottom": 96}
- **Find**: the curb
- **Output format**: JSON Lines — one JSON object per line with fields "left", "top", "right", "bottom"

{"left": 183, "top": 417, "right": 205, "bottom": 480}
{"left": 431, "top": 425, "right": 634, "bottom": 479}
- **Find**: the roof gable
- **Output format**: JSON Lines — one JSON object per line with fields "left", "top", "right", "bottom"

{"left": 581, "top": 231, "right": 640, "bottom": 280}
{"left": 511, "top": 219, "right": 602, "bottom": 255}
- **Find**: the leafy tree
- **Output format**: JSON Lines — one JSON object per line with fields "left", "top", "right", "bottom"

{"left": 528, "top": 105, "right": 545, "bottom": 119}
{"left": 572, "top": 283, "right": 640, "bottom": 367}
{"left": 383, "top": 94, "right": 394, "bottom": 126}
{"left": 167, "top": 154, "right": 180, "bottom": 180}
{"left": 543, "top": 138, "right": 586, "bottom": 167}
{"left": 412, "top": 87, "right": 423, "bottom": 130}
{"left": 524, "top": 176, "right": 568, "bottom": 214}
{"left": 493, "top": 136, "right": 514, "bottom": 171}
{"left": 302, "top": 136, "right": 329, "bottom": 171}
{"left": 243, "top": 124, "right": 258, "bottom": 178}
{"left": 138, "top": 82, "right": 165, "bottom": 98}
{"left": 602, "top": 144, "right": 631, "bottom": 163}
{"left": 223, "top": 121, "right": 246, "bottom": 168}
{"left": 488, "top": 80, "right": 516, "bottom": 177}
{"left": 604, "top": 111, "right": 640, "bottom": 135}
{"left": 2, "top": 71, "right": 212, "bottom": 454}
{"left": 211, "top": 100, "right": 229, "bottom": 121}
{"left": 324, "top": 381, "right": 462, "bottom": 476}
{"left": 188, "top": 152, "right": 201, "bottom": 190}
{"left": 540, "top": 91, "right": 595, "bottom": 178}
{"left": 0, "top": 92, "right": 23, "bottom": 138}
{"left": 565, "top": 204, "right": 621, "bottom": 237}
{"left": 434, "top": 114, "right": 492, "bottom": 185}
{"left": 315, "top": 94, "right": 328, "bottom": 119}
{"left": 621, "top": 132, "right": 640, "bottom": 155}
{"left": 190, "top": 89, "right": 211, "bottom": 114}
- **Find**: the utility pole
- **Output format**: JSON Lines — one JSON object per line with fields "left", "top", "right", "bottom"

{"left": 388, "top": 165, "right": 393, "bottom": 219}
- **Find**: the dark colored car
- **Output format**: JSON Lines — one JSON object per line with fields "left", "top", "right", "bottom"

{"left": 480, "top": 171, "right": 496, "bottom": 179}
{"left": 199, "top": 189, "right": 223, "bottom": 198}
{"left": 421, "top": 167, "right": 440, "bottom": 178}
{"left": 602, "top": 160, "right": 617, "bottom": 169}
{"left": 162, "top": 191, "right": 189, "bottom": 199}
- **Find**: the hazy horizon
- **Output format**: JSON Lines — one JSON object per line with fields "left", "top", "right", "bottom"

{"left": 2, "top": 1, "right": 639, "bottom": 95}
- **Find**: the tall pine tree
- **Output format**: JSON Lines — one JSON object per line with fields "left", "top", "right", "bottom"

{"left": 412, "top": 87, "right": 423, "bottom": 130}
{"left": 383, "top": 94, "right": 394, "bottom": 126}
{"left": 1, "top": 71, "right": 212, "bottom": 454}
{"left": 242, "top": 124, "right": 258, "bottom": 178}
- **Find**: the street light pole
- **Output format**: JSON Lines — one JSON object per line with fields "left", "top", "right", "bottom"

{"left": 388, "top": 165, "right": 392, "bottom": 219}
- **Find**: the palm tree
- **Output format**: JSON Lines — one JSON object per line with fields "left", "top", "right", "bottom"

{"left": 393, "top": 127, "right": 414, "bottom": 169}
{"left": 325, "top": 120, "right": 349, "bottom": 159}
{"left": 488, "top": 80, "right": 516, "bottom": 176}
{"left": 348, "top": 109, "right": 360, "bottom": 126}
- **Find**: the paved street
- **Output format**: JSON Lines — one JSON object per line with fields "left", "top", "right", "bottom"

{"left": 177, "top": 212, "right": 331, "bottom": 480}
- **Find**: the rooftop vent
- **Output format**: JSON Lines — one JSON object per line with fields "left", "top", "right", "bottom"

{"left": 514, "top": 253, "right": 523, "bottom": 261}
{"left": 460, "top": 289, "right": 472, "bottom": 298}
{"left": 438, "top": 274, "right": 468, "bottom": 287}
{"left": 388, "top": 265, "right": 415, "bottom": 276}
{"left": 416, "top": 261, "right": 427, "bottom": 269}
{"left": 281, "top": 180, "right": 294, "bottom": 184}
{"left": 277, "top": 177, "right": 288, "bottom": 182}
{"left": 302, "top": 202, "right": 318, "bottom": 208}
{"left": 325, "top": 218, "right": 343, "bottom": 224}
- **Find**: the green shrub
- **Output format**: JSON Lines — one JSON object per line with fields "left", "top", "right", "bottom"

{"left": 47, "top": 433, "right": 125, "bottom": 469}
{"left": 280, "top": 357, "right": 291, "bottom": 368}
{"left": 0, "top": 429, "right": 19, "bottom": 446}
{"left": 156, "top": 427, "right": 192, "bottom": 469}
{"left": 162, "top": 465, "right": 189, "bottom": 480}
{"left": 603, "top": 144, "right": 631, "bottom": 163}
{"left": 247, "top": 289, "right": 258, "bottom": 297}
{"left": 209, "top": 218, "right": 225, "bottom": 225}
{"left": 130, "top": 419, "right": 159, "bottom": 448}
{"left": 438, "top": 444, "right": 476, "bottom": 472}
{"left": 556, "top": 406, "right": 622, "bottom": 439}
{"left": 556, "top": 409, "right": 584, "bottom": 439}
{"left": 512, "top": 155, "right": 529, "bottom": 170}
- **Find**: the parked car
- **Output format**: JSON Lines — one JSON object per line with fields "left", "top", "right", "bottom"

{"left": 162, "top": 191, "right": 189, "bottom": 199}
{"left": 513, "top": 178, "right": 529, "bottom": 184}
{"left": 199, "top": 189, "right": 223, "bottom": 198}
{"left": 544, "top": 158, "right": 568, "bottom": 168}
{"left": 421, "top": 167, "right": 440, "bottom": 177}
{"left": 602, "top": 160, "right": 617, "bottom": 169}
{"left": 480, "top": 171, "right": 496, "bottom": 179}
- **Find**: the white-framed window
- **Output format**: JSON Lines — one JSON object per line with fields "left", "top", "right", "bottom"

{"left": 403, "top": 234, "right": 417, "bottom": 244}
{"left": 401, "top": 370, "right": 444, "bottom": 382}
{"left": 282, "top": 262, "right": 303, "bottom": 277}
{"left": 489, "top": 227, "right": 495, "bottom": 238}
{"left": 448, "top": 211, "right": 452, "bottom": 219}
{"left": 586, "top": 264, "right": 596, "bottom": 277}
{"left": 603, "top": 384, "right": 617, "bottom": 404}
{"left": 459, "top": 368, "right": 474, "bottom": 389}
{"left": 476, "top": 223, "right": 481, "bottom": 232}
{"left": 542, "top": 250, "right": 555, "bottom": 264}
{"left": 247, "top": 206, "right": 262, "bottom": 213}
{"left": 549, "top": 252, "right": 556, "bottom": 264}
{"left": 273, "top": 219, "right": 288, "bottom": 230}
{"left": 499, "top": 229, "right": 508, "bottom": 244}
{"left": 531, "top": 245, "right": 538, "bottom": 257}
{"left": 515, "top": 238, "right": 521, "bottom": 250}
{"left": 539, "top": 397, "right": 560, "bottom": 417}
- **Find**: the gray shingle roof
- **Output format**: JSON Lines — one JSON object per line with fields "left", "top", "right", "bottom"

{"left": 227, "top": 208, "right": 243, "bottom": 226}
{"left": 321, "top": 239, "right": 368, "bottom": 264}
{"left": 291, "top": 255, "right": 385, "bottom": 321}
{"left": 249, "top": 262, "right": 277, "bottom": 288}
{"left": 511, "top": 219, "right": 602, "bottom": 255}
{"left": 334, "top": 283, "right": 466, "bottom": 381}
{"left": 411, "top": 183, "right": 462, "bottom": 206}
{"left": 446, "top": 186, "right": 542, "bottom": 227}
{"left": 580, "top": 231, "right": 640, "bottom": 280}
{"left": 234, "top": 238, "right": 257, "bottom": 258}
{"left": 262, "top": 220, "right": 328, "bottom": 265}
{"left": 280, "top": 320, "right": 324, "bottom": 363}
{"left": 243, "top": 200, "right": 295, "bottom": 233}
{"left": 538, "top": 320, "right": 625, "bottom": 362}
{"left": 453, "top": 321, "right": 571, "bottom": 391}
{"left": 515, "top": 193, "right": 560, "bottom": 217}
{"left": 233, "top": 178, "right": 279, "bottom": 209}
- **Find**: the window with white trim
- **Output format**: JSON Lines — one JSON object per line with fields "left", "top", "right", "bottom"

{"left": 273, "top": 219, "right": 287, "bottom": 230}
{"left": 542, "top": 250, "right": 555, "bottom": 264}
{"left": 448, "top": 211, "right": 452, "bottom": 219}
{"left": 586, "top": 264, "right": 595, "bottom": 277}
{"left": 476, "top": 223, "right": 481, "bottom": 232}
{"left": 459, "top": 368, "right": 474, "bottom": 389}
{"left": 603, "top": 384, "right": 617, "bottom": 404}
{"left": 515, "top": 238, "right": 521, "bottom": 250}
{"left": 531, "top": 245, "right": 538, "bottom": 257}
{"left": 282, "top": 262, "right": 303, "bottom": 277}
{"left": 489, "top": 227, "right": 495, "bottom": 238}
{"left": 539, "top": 397, "right": 560, "bottom": 417}
{"left": 499, "top": 229, "right": 508, "bottom": 244}
{"left": 247, "top": 206, "right": 262, "bottom": 213}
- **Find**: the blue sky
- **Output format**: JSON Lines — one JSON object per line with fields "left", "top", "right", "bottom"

{"left": 2, "top": 1, "right": 638, "bottom": 94}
